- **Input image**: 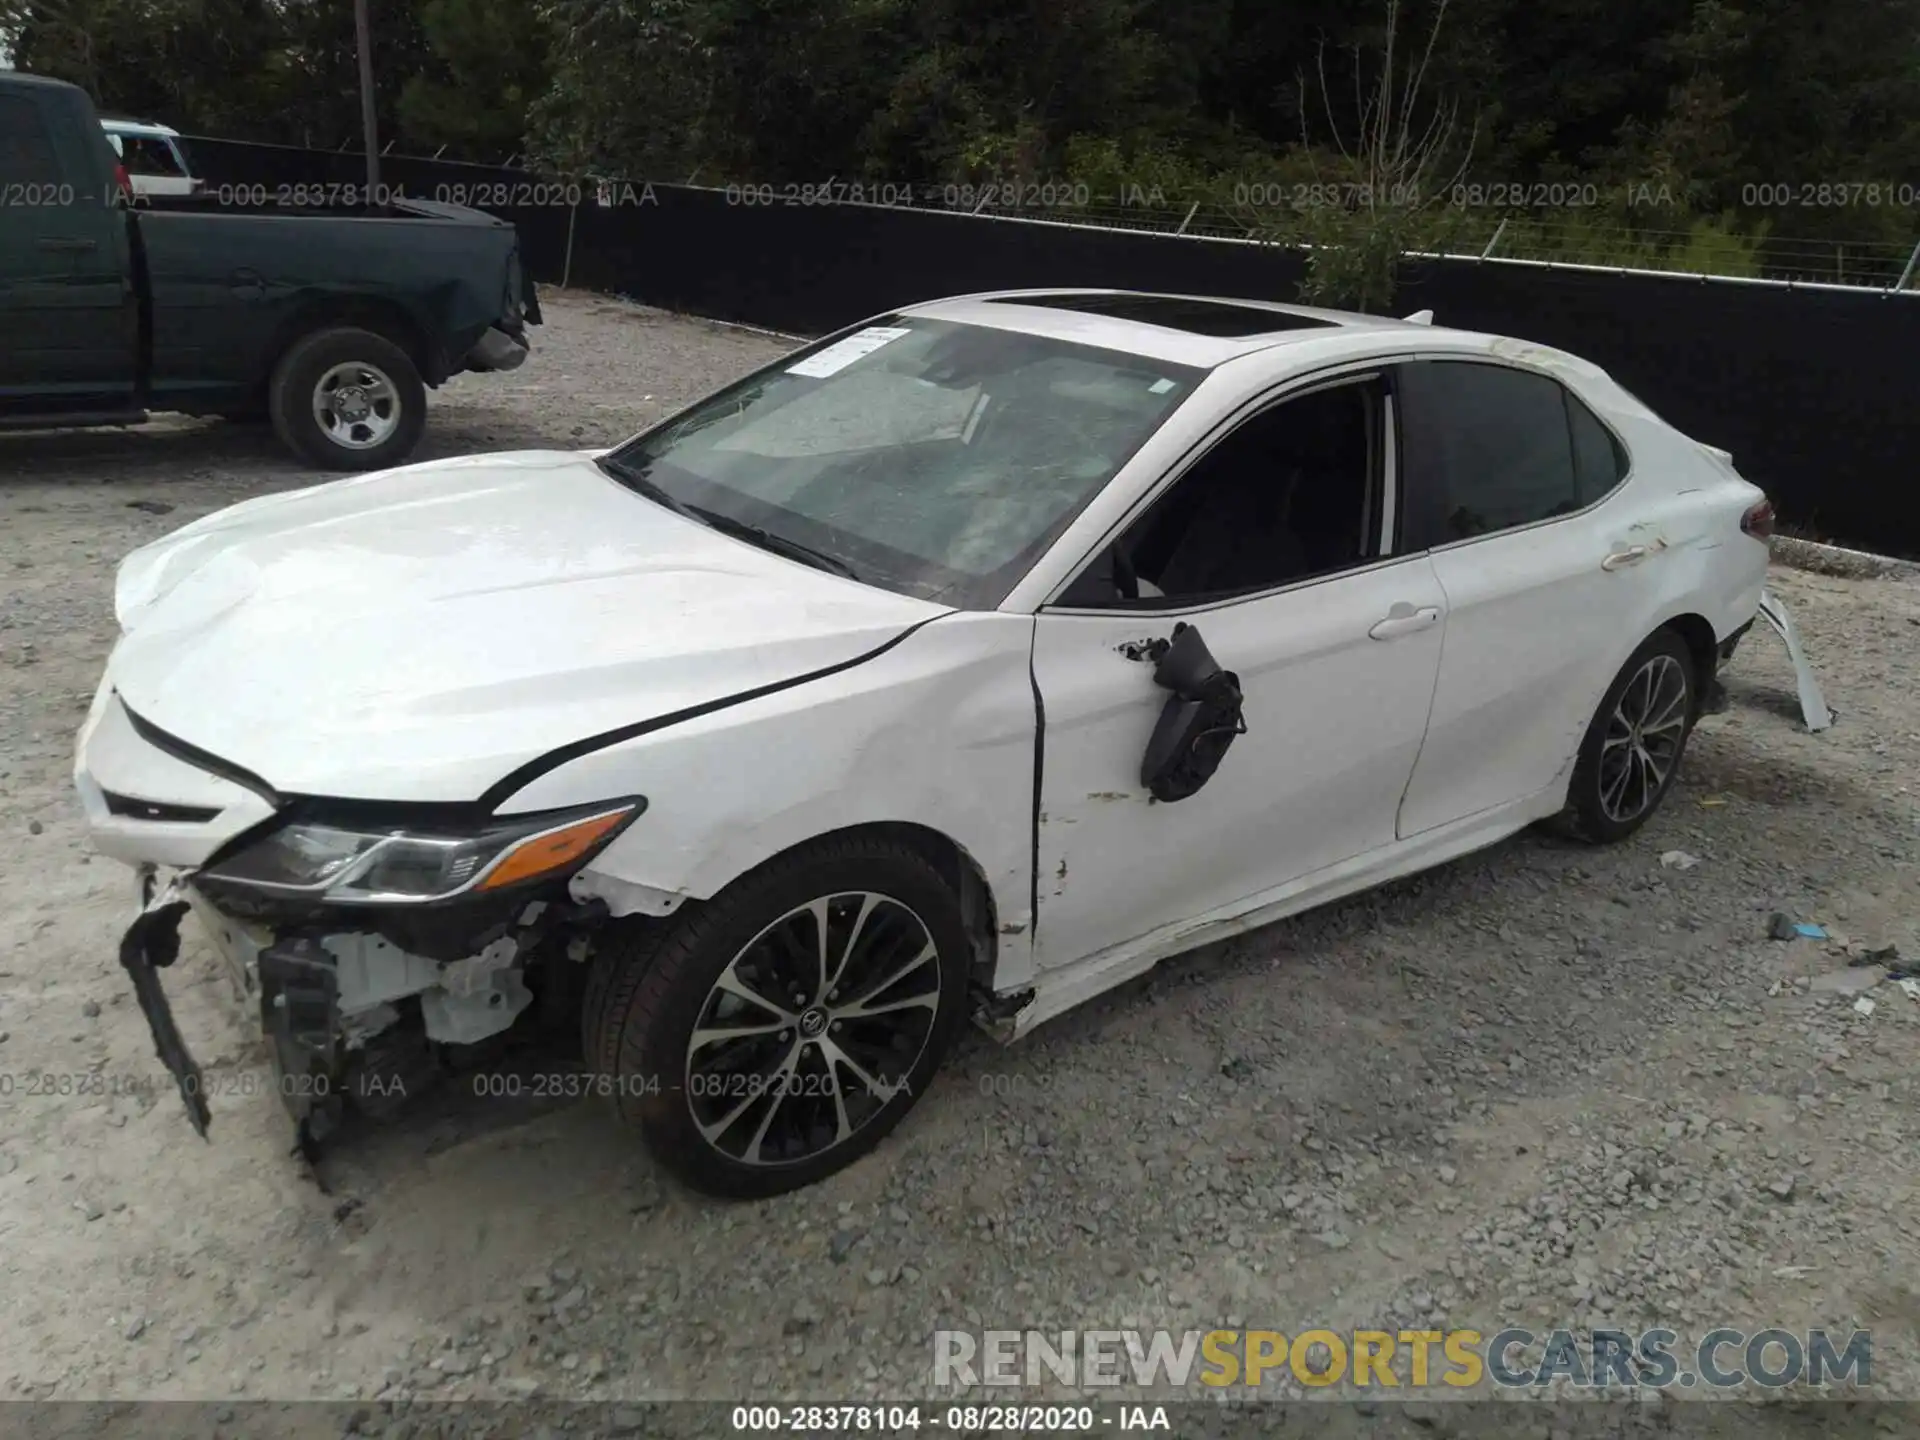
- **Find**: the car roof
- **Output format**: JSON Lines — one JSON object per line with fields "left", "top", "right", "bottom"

{"left": 1, "top": 71, "right": 85, "bottom": 93}
{"left": 100, "top": 116, "right": 182, "bottom": 136}
{"left": 900, "top": 288, "right": 1456, "bottom": 368}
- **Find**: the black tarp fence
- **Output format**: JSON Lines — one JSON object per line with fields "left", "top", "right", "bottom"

{"left": 183, "top": 137, "right": 1920, "bottom": 558}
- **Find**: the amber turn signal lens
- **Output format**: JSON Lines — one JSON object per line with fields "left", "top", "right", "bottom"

{"left": 477, "top": 807, "right": 634, "bottom": 891}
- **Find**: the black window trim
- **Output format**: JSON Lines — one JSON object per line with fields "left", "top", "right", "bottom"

{"left": 982, "top": 292, "right": 1339, "bottom": 337}
{"left": 1390, "top": 354, "right": 1636, "bottom": 556}
{"left": 1039, "top": 361, "right": 1407, "bottom": 617}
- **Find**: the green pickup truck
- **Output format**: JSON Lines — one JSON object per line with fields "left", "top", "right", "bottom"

{"left": 1, "top": 71, "right": 540, "bottom": 471}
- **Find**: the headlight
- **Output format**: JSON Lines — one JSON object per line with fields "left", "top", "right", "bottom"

{"left": 200, "top": 801, "right": 641, "bottom": 905}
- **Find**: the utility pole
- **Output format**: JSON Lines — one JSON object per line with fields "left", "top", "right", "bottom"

{"left": 354, "top": 0, "right": 382, "bottom": 201}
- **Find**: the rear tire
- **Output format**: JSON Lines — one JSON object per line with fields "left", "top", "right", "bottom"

{"left": 1555, "top": 628, "right": 1698, "bottom": 845}
{"left": 269, "top": 326, "right": 425, "bottom": 472}
{"left": 590, "top": 837, "right": 968, "bottom": 1198}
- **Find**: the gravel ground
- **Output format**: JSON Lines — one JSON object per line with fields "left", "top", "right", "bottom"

{"left": 2, "top": 291, "right": 1918, "bottom": 1426}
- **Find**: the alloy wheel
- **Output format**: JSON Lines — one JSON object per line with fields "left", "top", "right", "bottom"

{"left": 1597, "top": 653, "right": 1689, "bottom": 823}
{"left": 684, "top": 892, "right": 942, "bottom": 1167}
{"left": 311, "top": 360, "right": 402, "bottom": 450}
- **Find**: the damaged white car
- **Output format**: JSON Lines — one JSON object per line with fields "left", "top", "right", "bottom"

{"left": 78, "top": 289, "right": 1778, "bottom": 1197}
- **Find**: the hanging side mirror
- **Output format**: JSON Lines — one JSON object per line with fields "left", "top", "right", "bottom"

{"left": 1140, "top": 623, "right": 1247, "bottom": 802}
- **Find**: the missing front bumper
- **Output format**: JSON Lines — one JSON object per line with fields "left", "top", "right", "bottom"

{"left": 118, "top": 876, "right": 209, "bottom": 1137}
{"left": 116, "top": 881, "right": 568, "bottom": 1147}
{"left": 114, "top": 882, "right": 343, "bottom": 1142}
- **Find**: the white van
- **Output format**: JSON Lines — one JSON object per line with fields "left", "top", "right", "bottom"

{"left": 100, "top": 116, "right": 202, "bottom": 199}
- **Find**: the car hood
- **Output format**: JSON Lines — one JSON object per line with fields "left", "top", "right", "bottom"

{"left": 107, "top": 450, "right": 948, "bottom": 803}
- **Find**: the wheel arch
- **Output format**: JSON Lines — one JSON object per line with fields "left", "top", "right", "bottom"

{"left": 1549, "top": 610, "right": 1715, "bottom": 820}
{"left": 864, "top": 821, "right": 1001, "bottom": 990}
{"left": 264, "top": 296, "right": 443, "bottom": 398}
{"left": 1661, "top": 611, "right": 1718, "bottom": 714}
{"left": 706, "top": 820, "right": 1003, "bottom": 992}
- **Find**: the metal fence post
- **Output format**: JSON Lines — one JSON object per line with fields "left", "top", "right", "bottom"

{"left": 1176, "top": 201, "right": 1200, "bottom": 236}
{"left": 1893, "top": 239, "right": 1920, "bottom": 293}
{"left": 562, "top": 196, "right": 579, "bottom": 291}
{"left": 1480, "top": 216, "right": 1508, "bottom": 260}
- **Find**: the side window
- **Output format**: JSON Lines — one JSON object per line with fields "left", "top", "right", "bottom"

{"left": 1397, "top": 360, "right": 1580, "bottom": 545}
{"left": 1567, "top": 389, "right": 1628, "bottom": 504}
{"left": 1061, "top": 378, "right": 1384, "bottom": 607}
{"left": 0, "top": 95, "right": 62, "bottom": 186}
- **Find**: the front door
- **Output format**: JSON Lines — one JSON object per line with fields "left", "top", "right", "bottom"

{"left": 1028, "top": 373, "right": 1447, "bottom": 972}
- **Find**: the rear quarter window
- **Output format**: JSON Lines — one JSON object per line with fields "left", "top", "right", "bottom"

{"left": 1567, "top": 391, "right": 1629, "bottom": 505}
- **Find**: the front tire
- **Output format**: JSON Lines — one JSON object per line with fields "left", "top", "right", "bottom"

{"left": 269, "top": 326, "right": 426, "bottom": 471}
{"left": 590, "top": 836, "right": 969, "bottom": 1198}
{"left": 1557, "top": 628, "right": 1698, "bottom": 844}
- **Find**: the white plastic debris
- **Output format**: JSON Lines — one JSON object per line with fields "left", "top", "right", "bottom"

{"left": 1660, "top": 850, "right": 1701, "bottom": 871}
{"left": 1853, "top": 996, "right": 1877, "bottom": 1017}
{"left": 1900, "top": 979, "right": 1920, "bottom": 1002}
{"left": 1756, "top": 589, "right": 1833, "bottom": 732}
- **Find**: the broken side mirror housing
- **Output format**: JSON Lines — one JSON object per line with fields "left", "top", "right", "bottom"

{"left": 1140, "top": 623, "right": 1247, "bottom": 802}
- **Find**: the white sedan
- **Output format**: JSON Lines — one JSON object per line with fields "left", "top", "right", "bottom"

{"left": 76, "top": 289, "right": 1774, "bottom": 1196}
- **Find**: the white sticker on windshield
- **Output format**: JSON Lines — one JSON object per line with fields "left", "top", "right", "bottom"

{"left": 786, "top": 326, "right": 912, "bottom": 378}
{"left": 1149, "top": 377, "right": 1176, "bottom": 394}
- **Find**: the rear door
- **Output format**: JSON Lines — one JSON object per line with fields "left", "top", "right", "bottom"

{"left": 0, "top": 89, "right": 135, "bottom": 416}
{"left": 1391, "top": 357, "right": 1646, "bottom": 836}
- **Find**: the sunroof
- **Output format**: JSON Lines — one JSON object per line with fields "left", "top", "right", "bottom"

{"left": 986, "top": 293, "right": 1336, "bottom": 337}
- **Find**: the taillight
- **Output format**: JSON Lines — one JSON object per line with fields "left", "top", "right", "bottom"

{"left": 1741, "top": 497, "right": 1776, "bottom": 540}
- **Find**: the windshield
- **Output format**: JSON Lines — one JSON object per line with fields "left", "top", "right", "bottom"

{"left": 599, "top": 316, "right": 1201, "bottom": 607}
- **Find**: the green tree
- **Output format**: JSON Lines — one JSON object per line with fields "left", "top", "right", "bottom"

{"left": 1285, "top": 0, "right": 1479, "bottom": 310}
{"left": 397, "top": 0, "right": 551, "bottom": 158}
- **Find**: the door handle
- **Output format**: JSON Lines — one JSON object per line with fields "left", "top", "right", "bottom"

{"left": 36, "top": 237, "right": 98, "bottom": 252}
{"left": 1602, "top": 546, "right": 1648, "bottom": 571}
{"left": 1368, "top": 604, "right": 1441, "bottom": 641}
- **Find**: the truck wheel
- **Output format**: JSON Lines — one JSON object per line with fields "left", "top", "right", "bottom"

{"left": 269, "top": 327, "right": 425, "bottom": 472}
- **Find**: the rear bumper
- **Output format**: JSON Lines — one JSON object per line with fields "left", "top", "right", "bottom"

{"left": 465, "top": 326, "right": 530, "bottom": 373}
